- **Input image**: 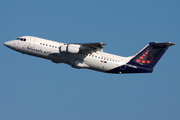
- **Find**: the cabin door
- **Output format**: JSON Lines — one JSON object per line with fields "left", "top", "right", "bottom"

{"left": 30, "top": 37, "right": 36, "bottom": 48}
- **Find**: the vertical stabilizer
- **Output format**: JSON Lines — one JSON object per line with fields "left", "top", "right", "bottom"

{"left": 128, "top": 42, "right": 175, "bottom": 68}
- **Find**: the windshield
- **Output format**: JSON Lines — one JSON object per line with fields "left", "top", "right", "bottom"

{"left": 16, "top": 38, "right": 26, "bottom": 41}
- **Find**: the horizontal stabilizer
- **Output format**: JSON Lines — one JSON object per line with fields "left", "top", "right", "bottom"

{"left": 150, "top": 42, "right": 175, "bottom": 48}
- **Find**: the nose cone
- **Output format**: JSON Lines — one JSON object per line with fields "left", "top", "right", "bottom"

{"left": 4, "top": 40, "right": 16, "bottom": 50}
{"left": 4, "top": 41, "right": 11, "bottom": 47}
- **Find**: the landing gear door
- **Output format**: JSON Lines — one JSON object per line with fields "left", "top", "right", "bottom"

{"left": 30, "top": 37, "right": 36, "bottom": 48}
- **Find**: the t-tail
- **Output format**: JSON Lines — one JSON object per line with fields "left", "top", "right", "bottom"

{"left": 123, "top": 42, "right": 175, "bottom": 73}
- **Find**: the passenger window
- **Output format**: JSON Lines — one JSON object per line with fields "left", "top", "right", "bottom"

{"left": 49, "top": 45, "right": 51, "bottom": 47}
{"left": 46, "top": 44, "right": 48, "bottom": 46}
{"left": 55, "top": 46, "right": 57, "bottom": 48}
{"left": 24, "top": 39, "right": 26, "bottom": 41}
{"left": 40, "top": 43, "right": 42, "bottom": 45}
{"left": 20, "top": 38, "right": 23, "bottom": 41}
{"left": 43, "top": 43, "right": 45, "bottom": 45}
{"left": 52, "top": 46, "right": 54, "bottom": 48}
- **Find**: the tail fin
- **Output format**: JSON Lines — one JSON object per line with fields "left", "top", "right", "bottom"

{"left": 129, "top": 42, "right": 175, "bottom": 68}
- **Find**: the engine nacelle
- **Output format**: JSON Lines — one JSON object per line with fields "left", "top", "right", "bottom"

{"left": 71, "top": 59, "right": 89, "bottom": 69}
{"left": 67, "top": 44, "right": 80, "bottom": 53}
{"left": 59, "top": 44, "right": 80, "bottom": 54}
{"left": 60, "top": 45, "right": 68, "bottom": 53}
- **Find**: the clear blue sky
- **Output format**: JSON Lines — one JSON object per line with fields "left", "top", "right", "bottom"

{"left": 0, "top": 0, "right": 179, "bottom": 120}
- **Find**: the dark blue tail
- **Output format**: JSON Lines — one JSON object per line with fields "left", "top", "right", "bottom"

{"left": 107, "top": 42, "right": 175, "bottom": 74}
{"left": 128, "top": 42, "right": 175, "bottom": 69}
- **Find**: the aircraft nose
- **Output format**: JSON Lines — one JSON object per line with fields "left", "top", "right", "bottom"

{"left": 3, "top": 41, "right": 16, "bottom": 49}
{"left": 4, "top": 41, "right": 11, "bottom": 47}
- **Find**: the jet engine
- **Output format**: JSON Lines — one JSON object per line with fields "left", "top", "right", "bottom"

{"left": 59, "top": 44, "right": 80, "bottom": 53}
{"left": 71, "top": 59, "right": 89, "bottom": 69}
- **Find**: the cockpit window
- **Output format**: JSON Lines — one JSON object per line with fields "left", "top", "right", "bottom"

{"left": 16, "top": 38, "right": 26, "bottom": 41}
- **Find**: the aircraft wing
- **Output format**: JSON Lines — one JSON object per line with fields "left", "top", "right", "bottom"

{"left": 79, "top": 42, "right": 106, "bottom": 53}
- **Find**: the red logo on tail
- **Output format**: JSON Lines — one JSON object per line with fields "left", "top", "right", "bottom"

{"left": 136, "top": 49, "right": 154, "bottom": 64}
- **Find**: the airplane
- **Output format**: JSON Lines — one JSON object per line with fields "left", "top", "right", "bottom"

{"left": 4, "top": 36, "right": 175, "bottom": 74}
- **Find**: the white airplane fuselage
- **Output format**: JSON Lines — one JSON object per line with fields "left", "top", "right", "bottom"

{"left": 4, "top": 36, "right": 131, "bottom": 73}
{"left": 4, "top": 36, "right": 174, "bottom": 74}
